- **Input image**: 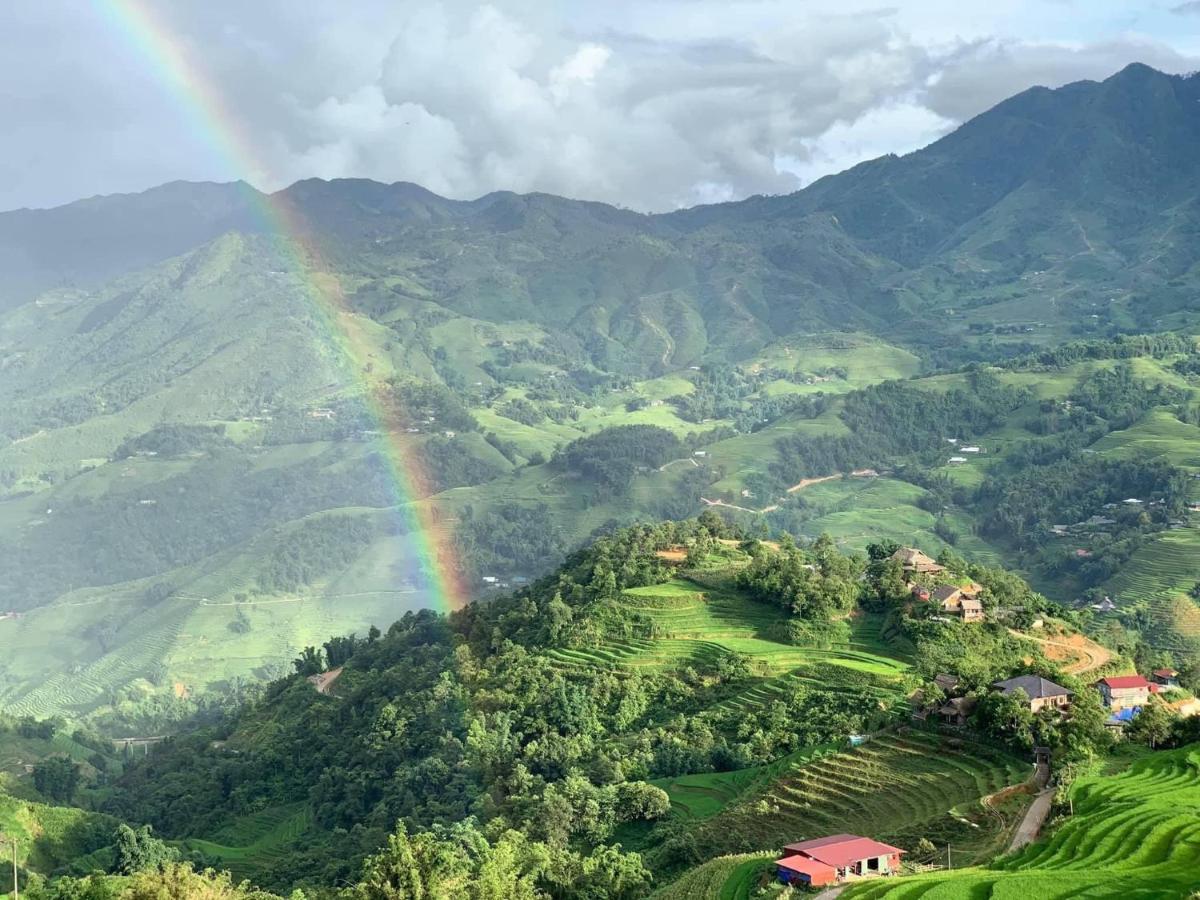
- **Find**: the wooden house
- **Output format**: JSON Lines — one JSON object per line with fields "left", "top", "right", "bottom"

{"left": 890, "top": 547, "right": 945, "bottom": 575}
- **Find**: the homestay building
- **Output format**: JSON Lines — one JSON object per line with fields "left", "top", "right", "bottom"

{"left": 1096, "top": 675, "right": 1155, "bottom": 710}
{"left": 992, "top": 675, "right": 1073, "bottom": 712}
{"left": 775, "top": 834, "right": 905, "bottom": 887}
{"left": 891, "top": 547, "right": 945, "bottom": 575}
{"left": 931, "top": 584, "right": 985, "bottom": 622}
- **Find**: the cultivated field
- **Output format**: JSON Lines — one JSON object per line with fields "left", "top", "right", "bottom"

{"left": 685, "top": 731, "right": 1030, "bottom": 864}
{"left": 846, "top": 745, "right": 1200, "bottom": 899}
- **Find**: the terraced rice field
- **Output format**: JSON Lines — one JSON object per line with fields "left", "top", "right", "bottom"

{"left": 689, "top": 732, "right": 1029, "bottom": 861}
{"left": 6, "top": 599, "right": 192, "bottom": 717}
{"left": 543, "top": 579, "right": 909, "bottom": 678}
{"left": 1103, "top": 528, "right": 1200, "bottom": 650}
{"left": 182, "top": 804, "right": 313, "bottom": 881}
{"left": 846, "top": 744, "right": 1200, "bottom": 899}
{"left": 655, "top": 744, "right": 841, "bottom": 821}
{"left": 650, "top": 853, "right": 773, "bottom": 900}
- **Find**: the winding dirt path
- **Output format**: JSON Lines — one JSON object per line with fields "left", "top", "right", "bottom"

{"left": 1011, "top": 629, "right": 1112, "bottom": 675}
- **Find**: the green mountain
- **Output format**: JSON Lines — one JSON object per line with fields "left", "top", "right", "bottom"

{"left": 4, "top": 515, "right": 1179, "bottom": 900}
{"left": 4, "top": 64, "right": 1200, "bottom": 721}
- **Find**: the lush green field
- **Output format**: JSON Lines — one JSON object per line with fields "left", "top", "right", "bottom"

{"left": 542, "top": 577, "right": 909, "bottom": 679}
{"left": 650, "top": 853, "right": 774, "bottom": 900}
{"left": 684, "top": 732, "right": 1030, "bottom": 865}
{"left": 845, "top": 744, "right": 1200, "bottom": 899}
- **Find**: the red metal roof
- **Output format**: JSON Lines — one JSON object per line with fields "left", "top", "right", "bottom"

{"left": 783, "top": 834, "right": 905, "bottom": 868}
{"left": 774, "top": 855, "right": 837, "bottom": 880}
{"left": 1154, "top": 668, "right": 1179, "bottom": 677}
{"left": 1099, "top": 675, "right": 1150, "bottom": 689}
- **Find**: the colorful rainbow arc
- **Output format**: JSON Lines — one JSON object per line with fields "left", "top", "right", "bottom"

{"left": 97, "top": 0, "right": 469, "bottom": 612}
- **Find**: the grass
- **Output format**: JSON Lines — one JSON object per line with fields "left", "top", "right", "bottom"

{"left": 844, "top": 743, "right": 1200, "bottom": 899}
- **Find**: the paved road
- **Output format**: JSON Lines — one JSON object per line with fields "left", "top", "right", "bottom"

{"left": 1008, "top": 762, "right": 1053, "bottom": 853}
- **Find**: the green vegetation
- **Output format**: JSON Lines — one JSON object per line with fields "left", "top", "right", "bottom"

{"left": 846, "top": 744, "right": 1200, "bottom": 899}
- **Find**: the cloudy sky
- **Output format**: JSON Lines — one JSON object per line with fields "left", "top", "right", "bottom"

{"left": 4, "top": 0, "right": 1199, "bottom": 212}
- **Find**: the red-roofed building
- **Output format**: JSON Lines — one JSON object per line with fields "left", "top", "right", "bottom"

{"left": 775, "top": 833, "right": 904, "bottom": 885}
{"left": 1096, "top": 675, "right": 1152, "bottom": 710}
{"left": 774, "top": 854, "right": 837, "bottom": 887}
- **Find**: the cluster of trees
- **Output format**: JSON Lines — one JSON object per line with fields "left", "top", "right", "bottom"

{"left": 770, "top": 372, "right": 1029, "bottom": 487}
{"left": 1069, "top": 363, "right": 1186, "bottom": 429}
{"left": 454, "top": 502, "right": 571, "bottom": 578}
{"left": 114, "top": 424, "right": 233, "bottom": 460}
{"left": 556, "top": 426, "right": 682, "bottom": 496}
{"left": 386, "top": 380, "right": 477, "bottom": 433}
{"left": 257, "top": 515, "right": 377, "bottom": 594}
{"left": 995, "top": 333, "right": 1194, "bottom": 370}
{"left": 416, "top": 435, "right": 507, "bottom": 492}
{"left": 736, "top": 535, "right": 858, "bottom": 621}
{"left": 666, "top": 364, "right": 827, "bottom": 432}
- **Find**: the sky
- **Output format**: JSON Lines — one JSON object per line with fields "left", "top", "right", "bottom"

{"left": 3, "top": 0, "right": 1199, "bottom": 213}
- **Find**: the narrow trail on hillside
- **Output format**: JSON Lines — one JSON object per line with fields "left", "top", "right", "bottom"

{"left": 1011, "top": 629, "right": 1113, "bottom": 675}
{"left": 700, "top": 470, "right": 879, "bottom": 515}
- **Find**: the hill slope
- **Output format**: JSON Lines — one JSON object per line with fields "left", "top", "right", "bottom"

{"left": 5, "top": 65, "right": 1200, "bottom": 718}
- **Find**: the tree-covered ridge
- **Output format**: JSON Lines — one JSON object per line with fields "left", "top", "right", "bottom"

{"left": 90, "top": 514, "right": 1178, "bottom": 898}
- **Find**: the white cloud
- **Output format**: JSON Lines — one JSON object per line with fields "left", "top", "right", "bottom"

{"left": 1, "top": 0, "right": 1199, "bottom": 211}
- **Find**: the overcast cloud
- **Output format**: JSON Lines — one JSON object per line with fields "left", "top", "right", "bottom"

{"left": 2, "top": 0, "right": 1198, "bottom": 212}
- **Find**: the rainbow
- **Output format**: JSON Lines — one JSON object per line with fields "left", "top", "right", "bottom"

{"left": 96, "top": 0, "right": 470, "bottom": 611}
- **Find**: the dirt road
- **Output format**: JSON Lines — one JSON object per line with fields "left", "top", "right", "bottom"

{"left": 1012, "top": 629, "right": 1112, "bottom": 675}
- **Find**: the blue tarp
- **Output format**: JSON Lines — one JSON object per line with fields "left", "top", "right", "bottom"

{"left": 1107, "top": 706, "right": 1141, "bottom": 725}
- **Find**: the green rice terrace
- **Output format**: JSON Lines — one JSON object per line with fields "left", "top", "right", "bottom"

{"left": 844, "top": 744, "right": 1200, "bottom": 899}
{"left": 678, "top": 731, "right": 1031, "bottom": 864}
{"left": 543, "top": 577, "right": 909, "bottom": 680}
{"left": 181, "top": 804, "right": 314, "bottom": 883}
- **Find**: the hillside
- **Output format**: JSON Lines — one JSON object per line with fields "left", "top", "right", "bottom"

{"left": 86, "top": 517, "right": 1132, "bottom": 895}
{"left": 6, "top": 65, "right": 1200, "bottom": 722}
{"left": 845, "top": 744, "right": 1200, "bottom": 899}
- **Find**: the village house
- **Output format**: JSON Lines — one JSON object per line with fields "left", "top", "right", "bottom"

{"left": 992, "top": 675, "right": 1073, "bottom": 712}
{"left": 934, "top": 673, "right": 961, "bottom": 695}
{"left": 1096, "top": 675, "right": 1155, "bottom": 710}
{"left": 891, "top": 547, "right": 945, "bottom": 575}
{"left": 931, "top": 584, "right": 985, "bottom": 622}
{"left": 939, "top": 696, "right": 977, "bottom": 727}
{"left": 960, "top": 597, "right": 985, "bottom": 622}
{"left": 1152, "top": 668, "right": 1180, "bottom": 688}
{"left": 775, "top": 834, "right": 905, "bottom": 887}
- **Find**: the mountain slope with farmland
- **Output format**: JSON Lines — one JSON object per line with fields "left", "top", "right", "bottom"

{"left": 6, "top": 65, "right": 1200, "bottom": 723}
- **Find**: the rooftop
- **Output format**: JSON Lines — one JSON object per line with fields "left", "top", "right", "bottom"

{"left": 774, "top": 854, "right": 837, "bottom": 880}
{"left": 993, "top": 675, "right": 1073, "bottom": 699}
{"left": 783, "top": 834, "right": 905, "bottom": 868}
{"left": 1098, "top": 675, "right": 1150, "bottom": 690}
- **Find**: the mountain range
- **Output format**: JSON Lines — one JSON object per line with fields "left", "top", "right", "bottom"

{"left": 3, "top": 62, "right": 1200, "bottom": 720}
